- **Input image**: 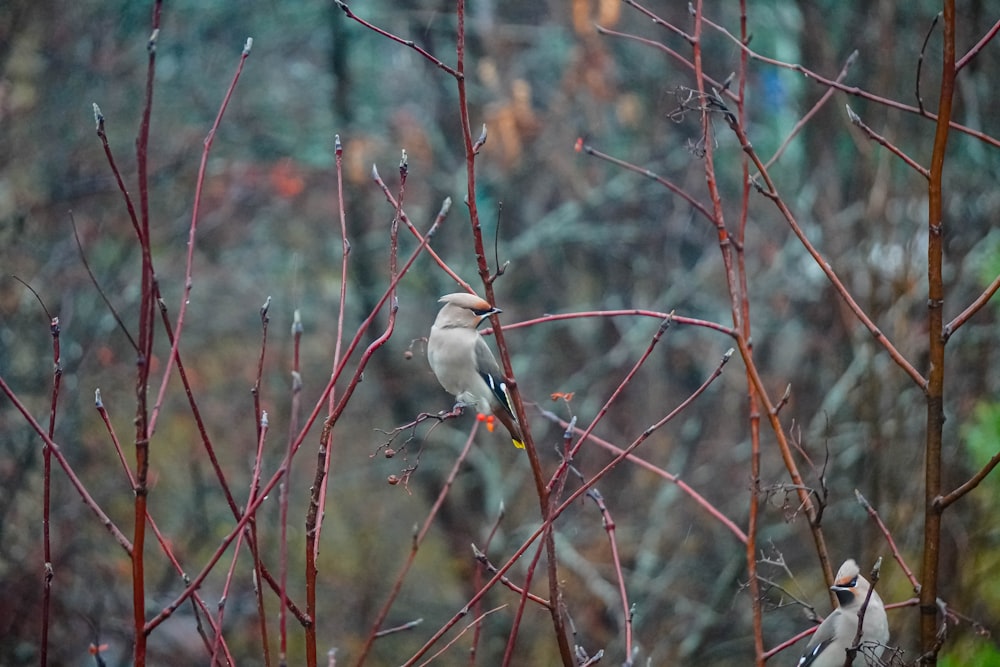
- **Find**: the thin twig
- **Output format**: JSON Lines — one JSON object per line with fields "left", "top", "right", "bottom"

{"left": 916, "top": 13, "right": 941, "bottom": 114}
{"left": 766, "top": 51, "right": 858, "bottom": 169}
{"left": 471, "top": 545, "right": 552, "bottom": 609}
{"left": 701, "top": 13, "right": 1000, "bottom": 150}
{"left": 355, "top": 424, "right": 480, "bottom": 665}
{"left": 934, "top": 450, "right": 1000, "bottom": 510}
{"left": 538, "top": 408, "right": 747, "bottom": 543}
{"left": 845, "top": 105, "right": 929, "bottom": 178}
{"left": 944, "top": 271, "right": 1000, "bottom": 340}
{"left": 578, "top": 143, "right": 714, "bottom": 222}
{"left": 332, "top": 0, "right": 459, "bottom": 78}
{"left": 69, "top": 212, "right": 138, "bottom": 350}
{"left": 585, "top": 488, "right": 633, "bottom": 658}
{"left": 855, "top": 490, "right": 918, "bottom": 588}
{"left": 402, "top": 349, "right": 733, "bottom": 666}
{"left": 956, "top": 18, "right": 1000, "bottom": 72}
{"left": 846, "top": 557, "right": 883, "bottom": 666}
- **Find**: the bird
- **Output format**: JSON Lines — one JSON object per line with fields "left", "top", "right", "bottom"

{"left": 796, "top": 558, "right": 890, "bottom": 667}
{"left": 427, "top": 292, "right": 525, "bottom": 449}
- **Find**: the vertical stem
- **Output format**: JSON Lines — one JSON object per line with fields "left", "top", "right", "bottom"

{"left": 132, "top": 5, "right": 162, "bottom": 664}
{"left": 453, "top": 0, "right": 571, "bottom": 662}
{"left": 40, "top": 317, "right": 61, "bottom": 667}
{"left": 734, "top": 2, "right": 763, "bottom": 663}
{"left": 921, "top": 0, "right": 955, "bottom": 660}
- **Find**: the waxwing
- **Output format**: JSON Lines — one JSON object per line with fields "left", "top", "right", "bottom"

{"left": 427, "top": 293, "right": 525, "bottom": 448}
{"left": 796, "top": 558, "right": 889, "bottom": 666}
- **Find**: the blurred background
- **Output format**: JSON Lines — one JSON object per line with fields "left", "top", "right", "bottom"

{"left": 2, "top": 0, "right": 1000, "bottom": 664}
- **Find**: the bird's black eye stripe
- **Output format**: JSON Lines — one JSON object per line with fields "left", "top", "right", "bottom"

{"left": 472, "top": 308, "right": 493, "bottom": 316}
{"left": 849, "top": 576, "right": 858, "bottom": 587}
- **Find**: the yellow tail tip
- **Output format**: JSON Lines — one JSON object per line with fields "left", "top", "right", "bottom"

{"left": 512, "top": 439, "right": 525, "bottom": 449}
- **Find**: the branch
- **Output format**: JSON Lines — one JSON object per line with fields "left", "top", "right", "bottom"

{"left": 920, "top": 0, "right": 956, "bottom": 656}
{"left": 355, "top": 424, "right": 479, "bottom": 665}
{"left": 944, "top": 271, "right": 1000, "bottom": 340}
{"left": 846, "top": 558, "right": 883, "bottom": 665}
{"left": 766, "top": 50, "right": 858, "bottom": 169}
{"left": 578, "top": 142, "right": 714, "bottom": 222}
{"left": 956, "top": 18, "right": 1000, "bottom": 72}
{"left": 855, "top": 490, "right": 918, "bottom": 589}
{"left": 332, "top": 0, "right": 460, "bottom": 78}
{"left": 585, "top": 488, "right": 634, "bottom": 658}
{"left": 845, "top": 104, "right": 929, "bottom": 178}
{"left": 538, "top": 408, "right": 748, "bottom": 543}
{"left": 702, "top": 13, "right": 1000, "bottom": 150}
{"left": 934, "top": 449, "right": 1000, "bottom": 511}
{"left": 712, "top": 91, "right": 927, "bottom": 390}
{"left": 402, "top": 349, "right": 734, "bottom": 666}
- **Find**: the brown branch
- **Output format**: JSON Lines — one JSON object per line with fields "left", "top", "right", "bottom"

{"left": 934, "top": 449, "right": 1000, "bottom": 511}
{"left": 417, "top": 606, "right": 507, "bottom": 667}
{"left": 956, "top": 18, "right": 1000, "bottom": 72}
{"left": 585, "top": 488, "right": 634, "bottom": 658}
{"left": 846, "top": 104, "right": 929, "bottom": 178}
{"left": 131, "top": 8, "right": 162, "bottom": 662}
{"left": 452, "top": 0, "right": 568, "bottom": 660}
{"left": 371, "top": 168, "right": 467, "bottom": 291}
{"left": 501, "top": 308, "right": 734, "bottom": 337}
{"left": 578, "top": 142, "right": 714, "bottom": 222}
{"left": 402, "top": 349, "right": 733, "bottom": 667}
{"left": 594, "top": 25, "right": 733, "bottom": 102}
{"left": 501, "top": 529, "right": 550, "bottom": 666}
{"left": 702, "top": 13, "right": 1000, "bottom": 150}
{"left": 715, "top": 93, "right": 927, "bottom": 391}
{"left": 845, "top": 559, "right": 883, "bottom": 667}
{"left": 39, "top": 313, "right": 62, "bottom": 666}
{"left": 766, "top": 51, "right": 858, "bottom": 169}
{"left": 152, "top": 298, "right": 308, "bottom": 628}
{"left": 944, "top": 271, "right": 1000, "bottom": 340}
{"left": 332, "top": 0, "right": 460, "bottom": 78}
{"left": 623, "top": 0, "right": 694, "bottom": 43}
{"left": 149, "top": 37, "right": 252, "bottom": 438}
{"left": 0, "top": 377, "right": 132, "bottom": 552}
{"left": 855, "top": 490, "right": 918, "bottom": 589}
{"left": 146, "top": 213, "right": 430, "bottom": 636}
{"left": 471, "top": 545, "right": 552, "bottom": 610}
{"left": 312, "top": 134, "right": 351, "bottom": 577}
{"left": 538, "top": 408, "right": 748, "bottom": 543}
{"left": 545, "top": 316, "right": 676, "bottom": 493}
{"left": 354, "top": 424, "right": 480, "bottom": 665}
{"left": 921, "top": 0, "right": 955, "bottom": 659}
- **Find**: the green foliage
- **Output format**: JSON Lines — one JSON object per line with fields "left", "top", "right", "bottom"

{"left": 940, "top": 640, "right": 1000, "bottom": 667}
{"left": 964, "top": 400, "right": 1000, "bottom": 474}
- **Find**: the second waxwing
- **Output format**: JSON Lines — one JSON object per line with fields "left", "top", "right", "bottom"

{"left": 427, "top": 293, "right": 525, "bottom": 448}
{"left": 795, "top": 558, "right": 889, "bottom": 666}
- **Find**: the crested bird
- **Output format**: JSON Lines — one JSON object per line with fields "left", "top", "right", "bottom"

{"left": 427, "top": 292, "right": 525, "bottom": 448}
{"left": 796, "top": 558, "right": 889, "bottom": 666}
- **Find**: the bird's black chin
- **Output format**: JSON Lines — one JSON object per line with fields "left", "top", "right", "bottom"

{"left": 832, "top": 586, "right": 855, "bottom": 606}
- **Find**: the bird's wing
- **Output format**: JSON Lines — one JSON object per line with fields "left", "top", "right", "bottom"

{"left": 474, "top": 337, "right": 519, "bottom": 414}
{"left": 798, "top": 609, "right": 846, "bottom": 667}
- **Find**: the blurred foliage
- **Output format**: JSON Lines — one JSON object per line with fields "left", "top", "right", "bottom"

{"left": 2, "top": 0, "right": 1000, "bottom": 665}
